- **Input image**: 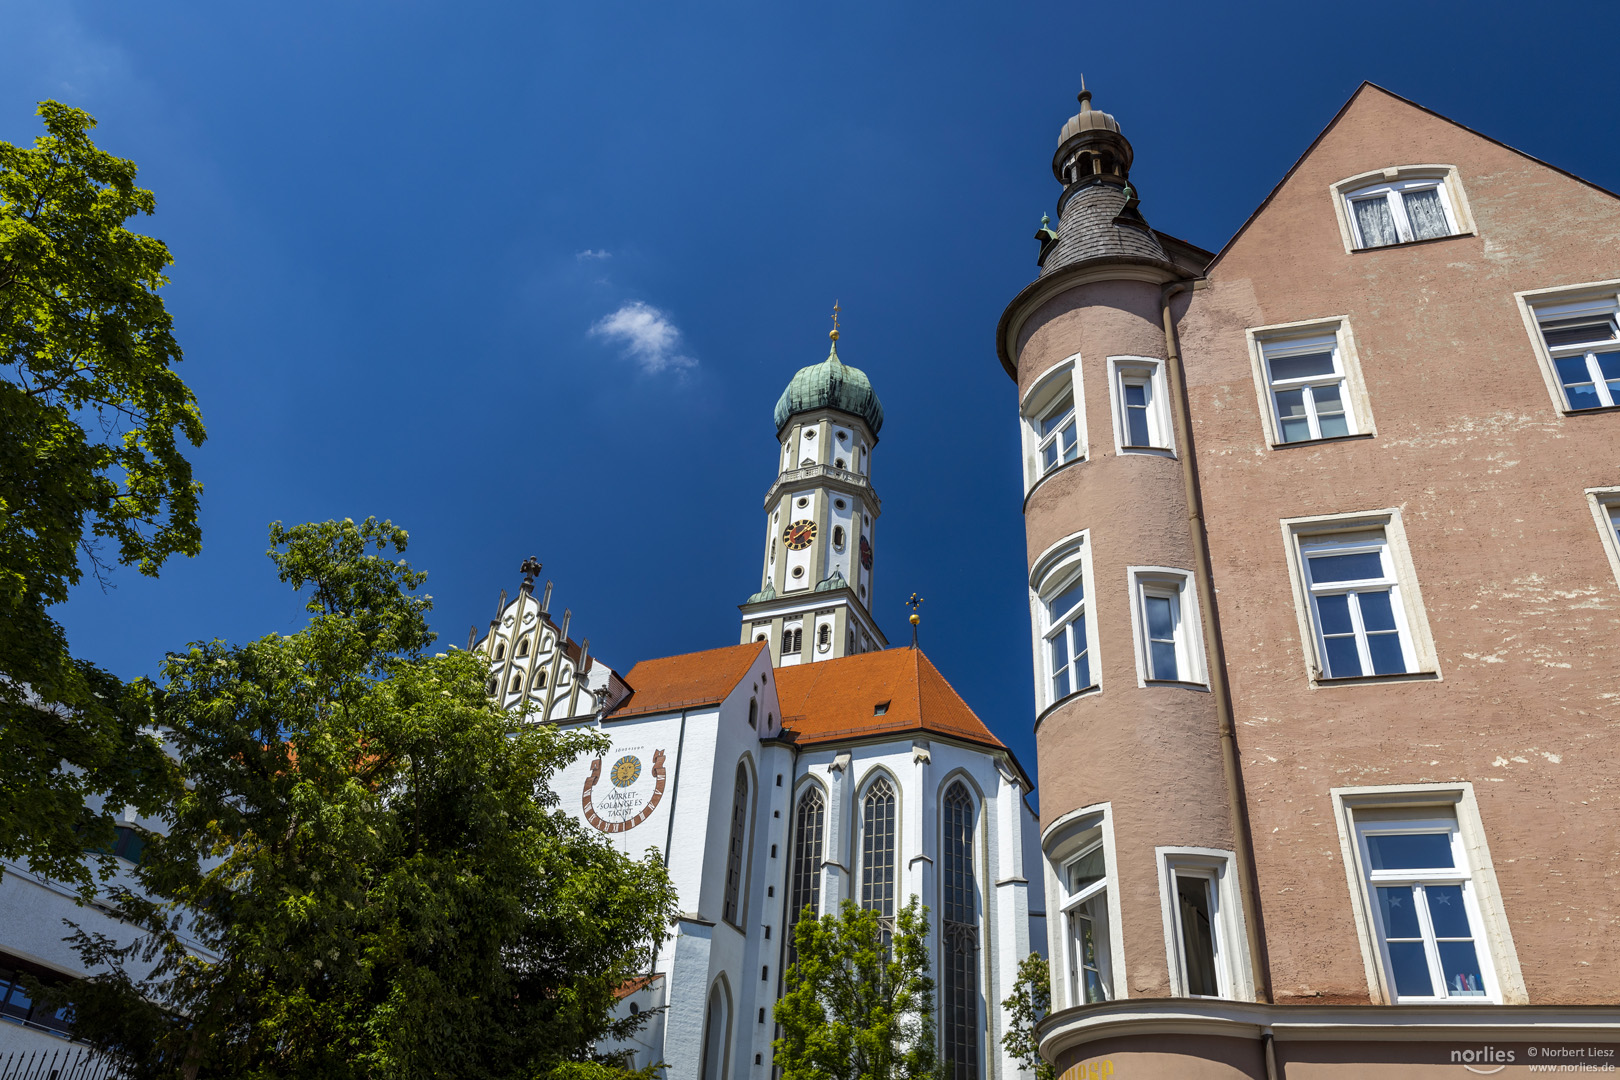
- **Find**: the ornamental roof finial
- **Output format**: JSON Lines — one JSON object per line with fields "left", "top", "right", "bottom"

{"left": 1078, "top": 73, "right": 1091, "bottom": 112}
{"left": 830, "top": 299, "right": 841, "bottom": 342}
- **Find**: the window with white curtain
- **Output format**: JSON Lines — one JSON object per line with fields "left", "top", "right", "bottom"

{"left": 1344, "top": 177, "right": 1459, "bottom": 248}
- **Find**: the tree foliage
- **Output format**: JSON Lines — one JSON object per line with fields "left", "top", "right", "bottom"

{"left": 999, "top": 952, "right": 1055, "bottom": 1080}
{"left": 58, "top": 519, "right": 676, "bottom": 1080}
{"left": 0, "top": 100, "right": 203, "bottom": 890}
{"left": 773, "top": 898, "right": 940, "bottom": 1080}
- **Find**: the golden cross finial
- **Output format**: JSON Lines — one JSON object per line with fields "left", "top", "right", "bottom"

{"left": 830, "top": 300, "right": 841, "bottom": 341}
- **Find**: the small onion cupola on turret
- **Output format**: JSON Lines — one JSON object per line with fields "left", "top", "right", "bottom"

{"left": 1037, "top": 82, "right": 1176, "bottom": 278}
{"left": 741, "top": 306, "right": 888, "bottom": 667}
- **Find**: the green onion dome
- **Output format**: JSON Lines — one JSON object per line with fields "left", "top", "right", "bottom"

{"left": 773, "top": 334, "right": 884, "bottom": 437}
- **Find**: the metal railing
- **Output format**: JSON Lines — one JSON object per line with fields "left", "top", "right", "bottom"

{"left": 0, "top": 1047, "right": 117, "bottom": 1080}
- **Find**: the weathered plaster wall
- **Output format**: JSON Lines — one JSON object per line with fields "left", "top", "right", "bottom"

{"left": 1181, "top": 85, "right": 1620, "bottom": 1005}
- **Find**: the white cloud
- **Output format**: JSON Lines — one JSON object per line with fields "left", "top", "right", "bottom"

{"left": 589, "top": 301, "right": 696, "bottom": 374}
{"left": 575, "top": 248, "right": 612, "bottom": 260}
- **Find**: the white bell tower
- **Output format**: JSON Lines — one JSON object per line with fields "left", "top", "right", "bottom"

{"left": 739, "top": 309, "right": 887, "bottom": 666}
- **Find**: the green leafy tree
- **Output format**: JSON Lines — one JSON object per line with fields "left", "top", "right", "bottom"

{"left": 1000, "top": 952, "right": 1055, "bottom": 1080}
{"left": 58, "top": 519, "right": 676, "bottom": 1080}
{"left": 1, "top": 100, "right": 203, "bottom": 890}
{"left": 773, "top": 898, "right": 940, "bottom": 1080}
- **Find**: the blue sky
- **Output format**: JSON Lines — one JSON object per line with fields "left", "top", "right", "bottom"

{"left": 6, "top": 1, "right": 1618, "bottom": 799}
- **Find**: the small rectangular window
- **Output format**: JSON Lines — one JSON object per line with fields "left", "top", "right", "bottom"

{"left": 1110, "top": 358, "right": 1171, "bottom": 452}
{"left": 1344, "top": 178, "right": 1459, "bottom": 248}
{"left": 1130, "top": 570, "right": 1204, "bottom": 686}
{"left": 1062, "top": 845, "right": 1112, "bottom": 1005}
{"left": 1260, "top": 334, "right": 1356, "bottom": 443}
{"left": 1354, "top": 812, "right": 1496, "bottom": 1002}
{"left": 1534, "top": 299, "right": 1620, "bottom": 411}
{"left": 1173, "top": 871, "right": 1221, "bottom": 996}
{"left": 1157, "top": 849, "right": 1248, "bottom": 1000}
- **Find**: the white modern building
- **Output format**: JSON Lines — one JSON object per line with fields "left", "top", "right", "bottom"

{"left": 475, "top": 325, "right": 1044, "bottom": 1079}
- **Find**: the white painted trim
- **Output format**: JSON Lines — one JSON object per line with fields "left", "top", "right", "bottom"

{"left": 1329, "top": 783, "right": 1527, "bottom": 1006}
{"left": 1244, "top": 315, "right": 1376, "bottom": 448}
{"left": 1585, "top": 487, "right": 1620, "bottom": 592}
{"left": 1154, "top": 846, "right": 1255, "bottom": 1002}
{"left": 1278, "top": 508, "right": 1441, "bottom": 687}
{"left": 1020, "top": 353, "right": 1088, "bottom": 493}
{"left": 1514, "top": 279, "right": 1620, "bottom": 416}
{"left": 1028, "top": 531, "right": 1099, "bottom": 711}
{"left": 1105, "top": 355, "right": 1175, "bottom": 457}
{"left": 1125, "top": 566, "right": 1209, "bottom": 688}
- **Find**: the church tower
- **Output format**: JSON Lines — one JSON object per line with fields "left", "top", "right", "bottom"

{"left": 739, "top": 313, "right": 887, "bottom": 665}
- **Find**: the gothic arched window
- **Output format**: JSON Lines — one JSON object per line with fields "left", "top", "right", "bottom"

{"left": 788, "top": 786, "right": 825, "bottom": 966}
{"left": 722, "top": 764, "right": 749, "bottom": 926}
{"left": 495, "top": 642, "right": 505, "bottom": 660}
{"left": 486, "top": 677, "right": 498, "bottom": 696}
{"left": 941, "top": 781, "right": 980, "bottom": 1079}
{"left": 782, "top": 628, "right": 802, "bottom": 656}
{"left": 516, "top": 637, "right": 529, "bottom": 657}
{"left": 509, "top": 674, "right": 522, "bottom": 694}
{"left": 535, "top": 670, "right": 546, "bottom": 689}
{"left": 861, "top": 777, "right": 897, "bottom": 948}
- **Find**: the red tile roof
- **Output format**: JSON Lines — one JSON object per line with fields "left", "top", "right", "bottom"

{"left": 773, "top": 648, "right": 1008, "bottom": 754}
{"left": 609, "top": 641, "right": 766, "bottom": 720}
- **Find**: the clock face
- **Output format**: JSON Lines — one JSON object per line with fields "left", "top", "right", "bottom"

{"left": 860, "top": 535, "right": 873, "bottom": 569}
{"left": 783, "top": 519, "right": 817, "bottom": 550}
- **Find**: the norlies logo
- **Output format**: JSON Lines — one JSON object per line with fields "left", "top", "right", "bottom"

{"left": 1453, "top": 1045, "right": 1515, "bottom": 1074}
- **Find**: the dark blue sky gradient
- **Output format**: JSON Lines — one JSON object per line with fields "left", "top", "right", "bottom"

{"left": 7, "top": 2, "right": 1618, "bottom": 799}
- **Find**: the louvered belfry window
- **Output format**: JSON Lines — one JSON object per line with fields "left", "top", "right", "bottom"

{"left": 722, "top": 764, "right": 748, "bottom": 925}
{"left": 860, "top": 777, "right": 897, "bottom": 948}
{"left": 941, "top": 781, "right": 980, "bottom": 1079}
{"left": 787, "top": 786, "right": 825, "bottom": 966}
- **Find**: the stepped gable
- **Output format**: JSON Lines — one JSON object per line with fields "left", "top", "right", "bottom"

{"left": 773, "top": 648, "right": 1009, "bottom": 754}
{"left": 608, "top": 641, "right": 767, "bottom": 719}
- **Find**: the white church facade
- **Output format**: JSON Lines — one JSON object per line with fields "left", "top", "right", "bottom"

{"left": 474, "top": 324, "right": 1044, "bottom": 1079}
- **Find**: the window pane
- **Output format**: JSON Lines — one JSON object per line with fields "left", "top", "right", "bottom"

{"left": 1047, "top": 579, "right": 1084, "bottom": 621}
{"left": 1597, "top": 351, "right": 1620, "bottom": 398}
{"left": 1311, "top": 383, "right": 1350, "bottom": 438}
{"left": 1072, "top": 618, "right": 1090, "bottom": 689}
{"left": 1083, "top": 966, "right": 1107, "bottom": 1005}
{"left": 1040, "top": 393, "right": 1074, "bottom": 437}
{"left": 1124, "top": 383, "right": 1147, "bottom": 407}
{"left": 1052, "top": 668, "right": 1071, "bottom": 700}
{"left": 1402, "top": 188, "right": 1450, "bottom": 240}
{"left": 1175, "top": 875, "right": 1220, "bottom": 996}
{"left": 1357, "top": 589, "right": 1397, "bottom": 632}
{"left": 1145, "top": 594, "right": 1175, "bottom": 639}
{"left": 1061, "top": 421, "right": 1079, "bottom": 462}
{"left": 1150, "top": 640, "right": 1179, "bottom": 681}
{"left": 1309, "top": 551, "right": 1384, "bottom": 583}
{"left": 1555, "top": 355, "right": 1601, "bottom": 408}
{"left": 1386, "top": 940, "right": 1435, "bottom": 998}
{"left": 1274, "top": 388, "right": 1311, "bottom": 442}
{"left": 1070, "top": 848, "right": 1105, "bottom": 892}
{"left": 1050, "top": 629, "right": 1069, "bottom": 673}
{"left": 1126, "top": 405, "right": 1151, "bottom": 447}
{"left": 1314, "top": 593, "right": 1353, "bottom": 635}
{"left": 1042, "top": 439, "right": 1059, "bottom": 471}
{"left": 1424, "top": 884, "right": 1471, "bottom": 938}
{"left": 1367, "top": 832, "right": 1454, "bottom": 871}
{"left": 1366, "top": 631, "right": 1407, "bottom": 676}
{"left": 1323, "top": 635, "right": 1361, "bottom": 677}
{"left": 1352, "top": 195, "right": 1400, "bottom": 247}
{"left": 1268, "top": 351, "right": 1336, "bottom": 381}
{"left": 1437, "top": 940, "right": 1487, "bottom": 996}
{"left": 1376, "top": 884, "right": 1423, "bottom": 938}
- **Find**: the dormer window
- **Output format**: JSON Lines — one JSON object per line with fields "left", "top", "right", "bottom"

{"left": 1334, "top": 167, "right": 1471, "bottom": 252}
{"left": 873, "top": 701, "right": 890, "bottom": 716}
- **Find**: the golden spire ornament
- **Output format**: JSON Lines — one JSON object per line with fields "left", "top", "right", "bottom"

{"left": 830, "top": 300, "right": 841, "bottom": 341}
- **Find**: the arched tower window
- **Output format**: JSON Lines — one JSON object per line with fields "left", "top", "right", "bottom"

{"left": 782, "top": 627, "right": 803, "bottom": 656}
{"left": 860, "top": 777, "right": 897, "bottom": 948}
{"left": 535, "top": 670, "right": 546, "bottom": 689}
{"left": 788, "top": 786, "right": 825, "bottom": 966}
{"left": 748, "top": 698, "right": 758, "bottom": 728}
{"left": 516, "top": 637, "right": 529, "bottom": 657}
{"left": 494, "top": 642, "right": 505, "bottom": 660}
{"left": 833, "top": 525, "right": 845, "bottom": 548}
{"left": 722, "top": 764, "right": 749, "bottom": 926}
{"left": 699, "top": 980, "right": 731, "bottom": 1080}
{"left": 818, "top": 624, "right": 831, "bottom": 648}
{"left": 509, "top": 674, "right": 522, "bottom": 694}
{"left": 486, "top": 677, "right": 498, "bottom": 696}
{"left": 941, "top": 781, "right": 980, "bottom": 1079}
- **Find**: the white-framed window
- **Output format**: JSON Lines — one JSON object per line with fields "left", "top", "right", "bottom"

{"left": 1042, "top": 806, "right": 1124, "bottom": 1010}
{"left": 1586, "top": 487, "right": 1620, "bottom": 590}
{"left": 1107, "top": 356, "right": 1172, "bottom": 454}
{"left": 1129, "top": 569, "right": 1205, "bottom": 686}
{"left": 1283, "top": 511, "right": 1438, "bottom": 685}
{"left": 1156, "top": 848, "right": 1252, "bottom": 1001}
{"left": 1020, "top": 357, "right": 1085, "bottom": 490}
{"left": 1247, "top": 319, "right": 1374, "bottom": 447}
{"left": 1343, "top": 177, "right": 1460, "bottom": 248}
{"left": 1331, "top": 786, "right": 1524, "bottom": 1006}
{"left": 1060, "top": 844, "right": 1112, "bottom": 1005}
{"left": 1532, "top": 296, "right": 1620, "bottom": 411}
{"left": 1029, "top": 535, "right": 1095, "bottom": 709}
